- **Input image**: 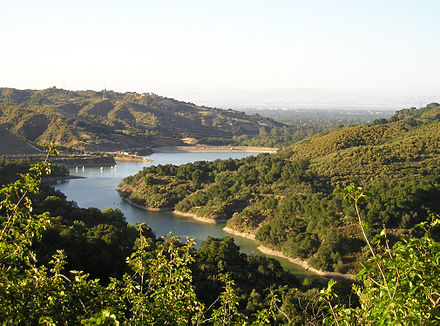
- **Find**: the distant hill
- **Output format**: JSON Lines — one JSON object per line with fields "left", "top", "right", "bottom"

{"left": 0, "top": 126, "right": 41, "bottom": 155}
{"left": 0, "top": 87, "right": 282, "bottom": 152}
{"left": 281, "top": 102, "right": 440, "bottom": 185}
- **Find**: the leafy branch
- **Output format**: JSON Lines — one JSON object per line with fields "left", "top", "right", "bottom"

{"left": 329, "top": 183, "right": 440, "bottom": 324}
{"left": 334, "top": 183, "right": 392, "bottom": 299}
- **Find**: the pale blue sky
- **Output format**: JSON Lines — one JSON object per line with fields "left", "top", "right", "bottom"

{"left": 1, "top": 0, "right": 439, "bottom": 107}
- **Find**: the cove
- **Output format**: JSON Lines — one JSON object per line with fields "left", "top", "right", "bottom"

{"left": 54, "top": 151, "right": 313, "bottom": 277}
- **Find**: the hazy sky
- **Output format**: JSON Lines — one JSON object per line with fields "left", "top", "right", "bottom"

{"left": 1, "top": 0, "right": 439, "bottom": 107}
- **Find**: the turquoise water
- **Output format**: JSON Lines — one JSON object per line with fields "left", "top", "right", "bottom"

{"left": 54, "top": 151, "right": 312, "bottom": 276}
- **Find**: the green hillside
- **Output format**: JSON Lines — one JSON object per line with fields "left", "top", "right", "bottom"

{"left": 118, "top": 103, "right": 440, "bottom": 273}
{"left": 0, "top": 87, "right": 282, "bottom": 152}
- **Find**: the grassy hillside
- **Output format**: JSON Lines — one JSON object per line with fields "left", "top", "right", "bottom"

{"left": 0, "top": 87, "right": 282, "bottom": 152}
{"left": 118, "top": 103, "right": 440, "bottom": 273}
{"left": 282, "top": 103, "right": 440, "bottom": 186}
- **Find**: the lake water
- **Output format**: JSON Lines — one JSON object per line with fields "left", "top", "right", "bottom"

{"left": 54, "top": 151, "right": 312, "bottom": 276}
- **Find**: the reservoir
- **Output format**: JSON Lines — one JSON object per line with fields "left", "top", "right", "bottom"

{"left": 54, "top": 151, "right": 312, "bottom": 276}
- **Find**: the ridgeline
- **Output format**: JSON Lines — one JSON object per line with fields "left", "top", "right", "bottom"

{"left": 0, "top": 87, "right": 282, "bottom": 153}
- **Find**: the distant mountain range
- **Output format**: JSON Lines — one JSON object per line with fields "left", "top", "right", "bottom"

{"left": 0, "top": 87, "right": 282, "bottom": 153}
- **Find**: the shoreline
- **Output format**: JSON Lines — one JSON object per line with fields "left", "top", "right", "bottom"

{"left": 44, "top": 175, "right": 86, "bottom": 182}
{"left": 113, "top": 155, "right": 152, "bottom": 162}
{"left": 121, "top": 197, "right": 173, "bottom": 212}
{"left": 120, "top": 193, "right": 355, "bottom": 279}
{"left": 257, "top": 245, "right": 355, "bottom": 280}
{"left": 173, "top": 210, "right": 228, "bottom": 224}
{"left": 222, "top": 227, "right": 256, "bottom": 240}
{"left": 152, "top": 145, "right": 278, "bottom": 154}
{"left": 223, "top": 227, "right": 355, "bottom": 280}
{"left": 62, "top": 162, "right": 115, "bottom": 168}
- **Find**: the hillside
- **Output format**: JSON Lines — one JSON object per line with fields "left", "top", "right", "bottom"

{"left": 282, "top": 103, "right": 440, "bottom": 185}
{"left": 0, "top": 87, "right": 282, "bottom": 152}
{"left": 118, "top": 103, "right": 440, "bottom": 273}
{"left": 0, "top": 126, "right": 41, "bottom": 155}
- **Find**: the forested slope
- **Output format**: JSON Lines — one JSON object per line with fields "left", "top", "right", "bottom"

{"left": 0, "top": 87, "right": 281, "bottom": 152}
{"left": 119, "top": 103, "right": 440, "bottom": 273}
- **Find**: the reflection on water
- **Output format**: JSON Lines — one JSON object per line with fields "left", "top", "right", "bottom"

{"left": 54, "top": 152, "right": 313, "bottom": 276}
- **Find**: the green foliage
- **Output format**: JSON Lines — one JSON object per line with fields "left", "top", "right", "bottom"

{"left": 0, "top": 157, "right": 68, "bottom": 185}
{"left": 1, "top": 152, "right": 295, "bottom": 324}
{"left": 35, "top": 199, "right": 139, "bottom": 281}
{"left": 0, "top": 145, "right": 107, "bottom": 323}
{"left": 115, "top": 229, "right": 204, "bottom": 325}
{"left": 326, "top": 184, "right": 440, "bottom": 325}
{"left": 192, "top": 236, "right": 298, "bottom": 315}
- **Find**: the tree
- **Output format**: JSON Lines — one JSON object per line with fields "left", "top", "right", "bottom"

{"left": 0, "top": 146, "right": 285, "bottom": 324}
{"left": 324, "top": 184, "right": 440, "bottom": 324}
